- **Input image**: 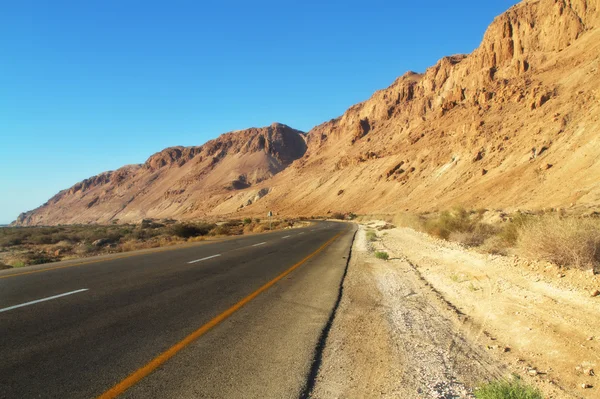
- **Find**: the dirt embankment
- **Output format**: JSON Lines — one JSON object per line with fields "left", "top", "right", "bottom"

{"left": 313, "top": 222, "right": 600, "bottom": 399}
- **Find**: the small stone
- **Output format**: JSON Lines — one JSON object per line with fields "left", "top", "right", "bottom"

{"left": 503, "top": 346, "right": 511, "bottom": 352}
{"left": 587, "top": 336, "right": 594, "bottom": 341}
{"left": 583, "top": 367, "right": 595, "bottom": 376}
{"left": 591, "top": 289, "right": 600, "bottom": 297}
{"left": 528, "top": 368, "right": 538, "bottom": 376}
{"left": 581, "top": 383, "right": 592, "bottom": 389}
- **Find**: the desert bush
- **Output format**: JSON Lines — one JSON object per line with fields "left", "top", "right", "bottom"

{"left": 170, "top": 223, "right": 214, "bottom": 238}
{"left": 423, "top": 207, "right": 496, "bottom": 246}
{"left": 210, "top": 225, "right": 231, "bottom": 236}
{"left": 252, "top": 224, "right": 267, "bottom": 233}
{"left": 425, "top": 207, "right": 473, "bottom": 240}
{"left": 517, "top": 216, "right": 600, "bottom": 270}
{"left": 331, "top": 212, "right": 345, "bottom": 220}
{"left": 243, "top": 218, "right": 252, "bottom": 225}
{"left": 498, "top": 213, "right": 534, "bottom": 246}
{"left": 393, "top": 212, "right": 426, "bottom": 230}
{"left": 450, "top": 223, "right": 498, "bottom": 247}
{"left": 374, "top": 251, "right": 389, "bottom": 260}
{"left": 480, "top": 235, "right": 510, "bottom": 256}
{"left": 475, "top": 379, "right": 542, "bottom": 399}
{"left": 366, "top": 230, "right": 377, "bottom": 241}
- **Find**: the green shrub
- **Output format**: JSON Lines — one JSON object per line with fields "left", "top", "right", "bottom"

{"left": 366, "top": 230, "right": 377, "bottom": 241}
{"left": 243, "top": 218, "right": 252, "bottom": 225}
{"left": 475, "top": 379, "right": 542, "bottom": 399}
{"left": 170, "top": 223, "right": 213, "bottom": 238}
{"left": 374, "top": 251, "right": 389, "bottom": 260}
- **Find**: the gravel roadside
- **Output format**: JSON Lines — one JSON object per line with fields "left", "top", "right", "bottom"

{"left": 312, "top": 224, "right": 503, "bottom": 398}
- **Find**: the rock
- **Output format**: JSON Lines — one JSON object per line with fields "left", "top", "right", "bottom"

{"left": 528, "top": 368, "right": 538, "bottom": 376}
{"left": 581, "top": 383, "right": 592, "bottom": 389}
{"left": 583, "top": 367, "right": 595, "bottom": 376}
{"left": 54, "top": 249, "right": 63, "bottom": 257}
{"left": 92, "top": 238, "right": 111, "bottom": 247}
{"left": 591, "top": 289, "right": 600, "bottom": 297}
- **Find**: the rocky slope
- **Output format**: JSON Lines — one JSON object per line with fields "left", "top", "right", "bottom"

{"left": 15, "top": 0, "right": 600, "bottom": 225}
{"left": 15, "top": 123, "right": 306, "bottom": 225}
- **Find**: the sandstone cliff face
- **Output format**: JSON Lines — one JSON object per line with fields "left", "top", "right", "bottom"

{"left": 14, "top": 0, "right": 600, "bottom": 225}
{"left": 254, "top": 0, "right": 600, "bottom": 217}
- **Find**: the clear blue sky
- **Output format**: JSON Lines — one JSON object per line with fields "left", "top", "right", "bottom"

{"left": 0, "top": 0, "right": 520, "bottom": 224}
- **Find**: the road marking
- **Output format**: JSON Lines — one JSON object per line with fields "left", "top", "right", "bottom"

{"left": 0, "top": 238, "right": 228, "bottom": 280}
{"left": 0, "top": 289, "right": 89, "bottom": 314}
{"left": 96, "top": 232, "right": 343, "bottom": 399}
{"left": 252, "top": 242, "right": 267, "bottom": 247}
{"left": 282, "top": 235, "right": 291, "bottom": 239}
{"left": 299, "top": 232, "right": 305, "bottom": 235}
{"left": 187, "top": 254, "right": 221, "bottom": 264}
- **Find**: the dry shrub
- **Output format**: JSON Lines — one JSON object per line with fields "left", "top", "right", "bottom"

{"left": 517, "top": 216, "right": 600, "bottom": 271}
{"left": 393, "top": 212, "right": 426, "bottom": 230}
{"left": 252, "top": 224, "right": 267, "bottom": 233}
{"left": 422, "top": 207, "right": 496, "bottom": 246}
{"left": 330, "top": 212, "right": 345, "bottom": 220}
{"left": 480, "top": 235, "right": 510, "bottom": 255}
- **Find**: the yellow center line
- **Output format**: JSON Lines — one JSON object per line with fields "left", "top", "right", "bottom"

{"left": 96, "top": 231, "right": 343, "bottom": 399}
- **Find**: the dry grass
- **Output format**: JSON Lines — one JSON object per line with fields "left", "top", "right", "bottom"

{"left": 517, "top": 216, "right": 600, "bottom": 271}
{"left": 0, "top": 218, "right": 299, "bottom": 268}
{"left": 394, "top": 208, "right": 600, "bottom": 272}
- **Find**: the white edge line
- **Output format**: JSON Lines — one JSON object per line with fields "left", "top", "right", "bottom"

{"left": 252, "top": 242, "right": 267, "bottom": 247}
{"left": 282, "top": 235, "right": 291, "bottom": 239}
{"left": 188, "top": 254, "right": 221, "bottom": 264}
{"left": 0, "top": 289, "right": 89, "bottom": 314}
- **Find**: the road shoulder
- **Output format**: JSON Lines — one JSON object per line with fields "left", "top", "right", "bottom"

{"left": 312, "top": 224, "right": 504, "bottom": 398}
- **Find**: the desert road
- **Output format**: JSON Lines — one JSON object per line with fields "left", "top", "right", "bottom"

{"left": 0, "top": 221, "right": 356, "bottom": 399}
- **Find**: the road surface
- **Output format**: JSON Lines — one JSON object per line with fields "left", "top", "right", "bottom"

{"left": 0, "top": 221, "right": 356, "bottom": 399}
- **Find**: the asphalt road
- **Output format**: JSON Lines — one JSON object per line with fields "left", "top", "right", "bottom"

{"left": 0, "top": 221, "right": 356, "bottom": 399}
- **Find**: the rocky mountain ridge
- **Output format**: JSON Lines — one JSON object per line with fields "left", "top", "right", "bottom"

{"left": 14, "top": 0, "right": 600, "bottom": 225}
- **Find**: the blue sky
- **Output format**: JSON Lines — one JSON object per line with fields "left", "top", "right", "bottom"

{"left": 0, "top": 0, "right": 520, "bottom": 224}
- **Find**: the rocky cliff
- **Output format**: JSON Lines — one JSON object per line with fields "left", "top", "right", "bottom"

{"left": 15, "top": 0, "right": 600, "bottom": 225}
{"left": 15, "top": 123, "right": 306, "bottom": 225}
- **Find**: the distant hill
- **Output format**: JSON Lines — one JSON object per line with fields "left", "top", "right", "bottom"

{"left": 15, "top": 0, "right": 600, "bottom": 225}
